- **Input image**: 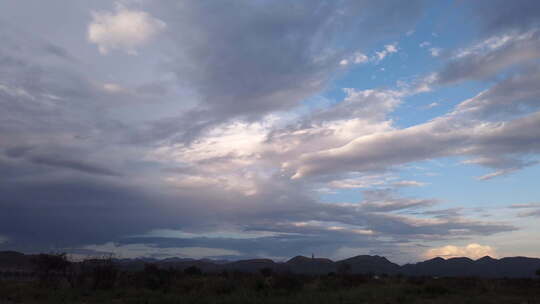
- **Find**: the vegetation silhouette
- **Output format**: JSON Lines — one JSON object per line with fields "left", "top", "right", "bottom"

{"left": 1, "top": 252, "right": 540, "bottom": 303}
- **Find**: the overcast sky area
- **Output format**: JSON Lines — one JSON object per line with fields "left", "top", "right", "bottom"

{"left": 1, "top": 0, "right": 540, "bottom": 264}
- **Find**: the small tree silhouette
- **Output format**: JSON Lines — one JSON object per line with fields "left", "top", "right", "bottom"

{"left": 184, "top": 265, "right": 202, "bottom": 276}
{"left": 142, "top": 263, "right": 174, "bottom": 290}
{"left": 536, "top": 268, "right": 540, "bottom": 278}
{"left": 32, "top": 252, "right": 71, "bottom": 287}
{"left": 82, "top": 255, "right": 118, "bottom": 290}
{"left": 259, "top": 267, "right": 273, "bottom": 277}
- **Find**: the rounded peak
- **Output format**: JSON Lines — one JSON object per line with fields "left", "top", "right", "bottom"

{"left": 476, "top": 256, "right": 496, "bottom": 262}
{"left": 286, "top": 256, "right": 333, "bottom": 264}
{"left": 340, "top": 255, "right": 393, "bottom": 264}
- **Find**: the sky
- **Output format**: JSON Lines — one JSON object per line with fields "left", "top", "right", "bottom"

{"left": 1, "top": 0, "right": 540, "bottom": 264}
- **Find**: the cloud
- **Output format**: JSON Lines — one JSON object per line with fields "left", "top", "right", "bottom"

{"left": 0, "top": 1, "right": 536, "bottom": 262}
{"left": 102, "top": 83, "right": 130, "bottom": 94}
{"left": 311, "top": 87, "right": 403, "bottom": 123}
{"left": 0, "top": 147, "right": 516, "bottom": 259}
{"left": 424, "top": 243, "right": 497, "bottom": 259}
{"left": 339, "top": 52, "right": 369, "bottom": 66}
{"left": 392, "top": 180, "right": 427, "bottom": 187}
{"left": 437, "top": 30, "right": 540, "bottom": 84}
{"left": 29, "top": 155, "right": 121, "bottom": 177}
{"left": 0, "top": 83, "right": 35, "bottom": 100}
{"left": 286, "top": 67, "right": 540, "bottom": 180}
{"left": 88, "top": 2, "right": 166, "bottom": 54}
{"left": 118, "top": 202, "right": 513, "bottom": 261}
{"left": 353, "top": 52, "right": 369, "bottom": 64}
{"left": 509, "top": 203, "right": 540, "bottom": 209}
{"left": 509, "top": 203, "right": 540, "bottom": 217}
{"left": 287, "top": 121, "right": 458, "bottom": 179}
{"left": 424, "top": 102, "right": 439, "bottom": 109}
{"left": 470, "top": 0, "right": 540, "bottom": 35}
{"left": 81, "top": 242, "right": 241, "bottom": 259}
{"left": 327, "top": 175, "right": 389, "bottom": 189}
{"left": 419, "top": 41, "right": 441, "bottom": 57}
{"left": 359, "top": 189, "right": 436, "bottom": 212}
{"left": 374, "top": 43, "right": 398, "bottom": 62}
{"left": 517, "top": 209, "right": 540, "bottom": 217}
{"left": 147, "top": 0, "right": 422, "bottom": 138}
{"left": 429, "top": 47, "right": 441, "bottom": 57}
{"left": 454, "top": 66, "right": 540, "bottom": 120}
{"left": 320, "top": 175, "right": 425, "bottom": 191}
{"left": 290, "top": 111, "right": 540, "bottom": 179}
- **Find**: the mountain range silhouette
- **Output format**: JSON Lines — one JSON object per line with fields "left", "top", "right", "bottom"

{"left": 2, "top": 251, "right": 540, "bottom": 278}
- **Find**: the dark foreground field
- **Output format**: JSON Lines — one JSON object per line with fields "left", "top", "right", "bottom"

{"left": 2, "top": 272, "right": 540, "bottom": 304}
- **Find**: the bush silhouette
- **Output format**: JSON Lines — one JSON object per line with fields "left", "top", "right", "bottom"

{"left": 31, "top": 252, "right": 71, "bottom": 287}
{"left": 184, "top": 265, "right": 202, "bottom": 276}
{"left": 272, "top": 273, "right": 303, "bottom": 292}
{"left": 3, "top": 265, "right": 540, "bottom": 303}
{"left": 139, "top": 263, "right": 175, "bottom": 290}
{"left": 81, "top": 255, "right": 118, "bottom": 290}
{"left": 259, "top": 267, "right": 273, "bottom": 277}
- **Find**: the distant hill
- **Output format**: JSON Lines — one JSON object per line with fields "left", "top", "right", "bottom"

{"left": 400, "top": 256, "right": 540, "bottom": 278}
{"left": 1, "top": 251, "right": 540, "bottom": 278}
{"left": 286, "top": 255, "right": 335, "bottom": 274}
{"left": 337, "top": 255, "right": 400, "bottom": 275}
{"left": 0, "top": 251, "right": 34, "bottom": 270}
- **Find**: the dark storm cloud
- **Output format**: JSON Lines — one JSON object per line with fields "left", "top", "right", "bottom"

{"left": 0, "top": 154, "right": 515, "bottom": 255}
{"left": 0, "top": 177, "right": 160, "bottom": 248}
{"left": 0, "top": 167, "right": 241, "bottom": 251}
{"left": 0, "top": 17, "right": 175, "bottom": 252}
